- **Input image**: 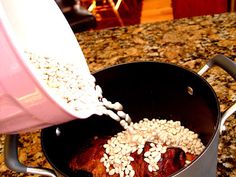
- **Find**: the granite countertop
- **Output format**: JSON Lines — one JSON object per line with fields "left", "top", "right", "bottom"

{"left": 0, "top": 12, "right": 236, "bottom": 176}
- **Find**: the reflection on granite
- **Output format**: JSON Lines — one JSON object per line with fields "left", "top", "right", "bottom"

{"left": 0, "top": 13, "right": 236, "bottom": 176}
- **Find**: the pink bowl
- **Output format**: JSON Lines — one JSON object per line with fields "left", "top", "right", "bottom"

{"left": 0, "top": 0, "right": 92, "bottom": 134}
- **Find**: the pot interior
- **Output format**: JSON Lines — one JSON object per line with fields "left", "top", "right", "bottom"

{"left": 41, "top": 62, "right": 220, "bottom": 176}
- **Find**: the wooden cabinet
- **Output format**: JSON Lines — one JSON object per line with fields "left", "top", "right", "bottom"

{"left": 172, "top": 0, "right": 229, "bottom": 19}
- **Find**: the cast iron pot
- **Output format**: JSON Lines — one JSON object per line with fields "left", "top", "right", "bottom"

{"left": 4, "top": 55, "right": 236, "bottom": 177}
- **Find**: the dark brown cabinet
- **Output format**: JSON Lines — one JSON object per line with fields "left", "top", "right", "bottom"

{"left": 172, "top": 0, "right": 229, "bottom": 19}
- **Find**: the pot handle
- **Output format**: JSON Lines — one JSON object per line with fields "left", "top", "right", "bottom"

{"left": 4, "top": 134, "right": 58, "bottom": 177}
{"left": 198, "top": 54, "right": 236, "bottom": 134}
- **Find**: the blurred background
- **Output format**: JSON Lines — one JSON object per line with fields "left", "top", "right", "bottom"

{"left": 55, "top": 0, "right": 235, "bottom": 32}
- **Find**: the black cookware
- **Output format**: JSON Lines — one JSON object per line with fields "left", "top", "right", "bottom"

{"left": 4, "top": 55, "right": 236, "bottom": 177}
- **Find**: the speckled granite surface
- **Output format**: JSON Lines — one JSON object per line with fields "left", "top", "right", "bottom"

{"left": 0, "top": 12, "right": 236, "bottom": 176}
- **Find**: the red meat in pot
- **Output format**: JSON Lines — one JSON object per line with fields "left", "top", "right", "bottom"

{"left": 69, "top": 137, "right": 195, "bottom": 177}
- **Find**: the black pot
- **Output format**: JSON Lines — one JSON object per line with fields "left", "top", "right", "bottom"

{"left": 4, "top": 55, "right": 236, "bottom": 177}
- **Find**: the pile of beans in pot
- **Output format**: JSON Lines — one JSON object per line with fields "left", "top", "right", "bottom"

{"left": 69, "top": 118, "right": 205, "bottom": 177}
{"left": 100, "top": 118, "right": 205, "bottom": 177}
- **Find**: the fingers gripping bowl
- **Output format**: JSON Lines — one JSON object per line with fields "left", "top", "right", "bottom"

{"left": 4, "top": 55, "right": 236, "bottom": 177}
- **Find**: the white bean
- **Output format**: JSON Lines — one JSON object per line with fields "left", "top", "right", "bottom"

{"left": 117, "top": 111, "right": 126, "bottom": 118}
